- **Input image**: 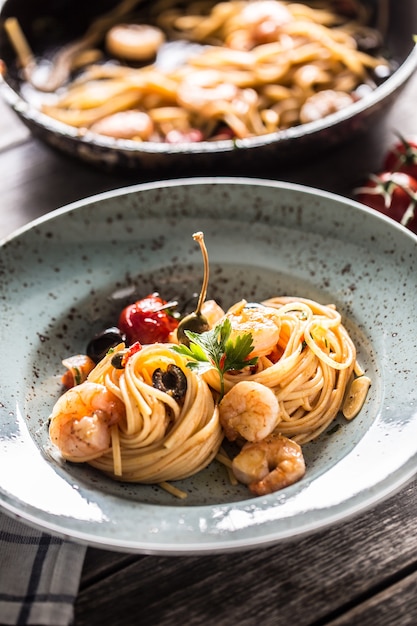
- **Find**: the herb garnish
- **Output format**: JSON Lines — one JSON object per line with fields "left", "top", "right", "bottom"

{"left": 172, "top": 318, "right": 258, "bottom": 401}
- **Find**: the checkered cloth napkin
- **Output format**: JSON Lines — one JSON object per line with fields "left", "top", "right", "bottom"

{"left": 0, "top": 512, "right": 86, "bottom": 626}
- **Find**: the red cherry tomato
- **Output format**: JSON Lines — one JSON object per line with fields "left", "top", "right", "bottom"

{"left": 354, "top": 171, "right": 417, "bottom": 233}
{"left": 383, "top": 136, "right": 417, "bottom": 180}
{"left": 118, "top": 293, "right": 179, "bottom": 345}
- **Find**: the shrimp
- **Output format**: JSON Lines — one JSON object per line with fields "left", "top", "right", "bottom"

{"left": 226, "top": 1, "right": 292, "bottom": 49}
{"left": 299, "top": 90, "right": 354, "bottom": 124}
{"left": 49, "top": 381, "right": 125, "bottom": 461}
{"left": 177, "top": 71, "right": 239, "bottom": 113}
{"left": 232, "top": 433, "right": 306, "bottom": 495}
{"left": 105, "top": 24, "right": 165, "bottom": 62}
{"left": 223, "top": 300, "right": 281, "bottom": 357}
{"left": 89, "top": 110, "right": 154, "bottom": 140}
{"left": 219, "top": 380, "right": 280, "bottom": 442}
{"left": 201, "top": 299, "right": 225, "bottom": 328}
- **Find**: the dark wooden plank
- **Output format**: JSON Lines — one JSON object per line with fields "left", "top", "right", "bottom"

{"left": 327, "top": 571, "right": 417, "bottom": 626}
{"left": 0, "top": 138, "right": 132, "bottom": 238}
{"left": 0, "top": 97, "right": 30, "bottom": 151}
{"left": 74, "top": 478, "right": 417, "bottom": 626}
{"left": 80, "top": 549, "right": 141, "bottom": 588}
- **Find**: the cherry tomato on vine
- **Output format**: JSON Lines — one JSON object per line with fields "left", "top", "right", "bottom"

{"left": 354, "top": 171, "right": 417, "bottom": 232}
{"left": 383, "top": 136, "right": 417, "bottom": 180}
{"left": 118, "top": 293, "right": 179, "bottom": 345}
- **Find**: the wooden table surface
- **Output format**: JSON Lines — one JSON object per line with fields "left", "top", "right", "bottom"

{"left": 1, "top": 68, "right": 417, "bottom": 625}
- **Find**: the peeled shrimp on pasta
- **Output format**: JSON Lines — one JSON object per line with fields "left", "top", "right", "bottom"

{"left": 49, "top": 381, "right": 126, "bottom": 462}
{"left": 232, "top": 433, "right": 306, "bottom": 496}
{"left": 219, "top": 380, "right": 281, "bottom": 442}
{"left": 223, "top": 300, "right": 281, "bottom": 357}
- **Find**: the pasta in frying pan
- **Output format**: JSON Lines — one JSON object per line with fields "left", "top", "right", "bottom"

{"left": 6, "top": 0, "right": 390, "bottom": 142}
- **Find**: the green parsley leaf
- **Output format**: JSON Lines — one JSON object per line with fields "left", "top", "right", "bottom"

{"left": 172, "top": 318, "right": 258, "bottom": 401}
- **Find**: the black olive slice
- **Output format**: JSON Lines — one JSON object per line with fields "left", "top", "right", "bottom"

{"left": 152, "top": 364, "right": 187, "bottom": 400}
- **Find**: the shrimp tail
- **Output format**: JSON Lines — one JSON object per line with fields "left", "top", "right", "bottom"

{"left": 249, "top": 453, "right": 306, "bottom": 496}
{"left": 232, "top": 433, "right": 306, "bottom": 495}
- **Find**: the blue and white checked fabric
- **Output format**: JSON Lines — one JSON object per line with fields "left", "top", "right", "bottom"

{"left": 0, "top": 512, "right": 86, "bottom": 626}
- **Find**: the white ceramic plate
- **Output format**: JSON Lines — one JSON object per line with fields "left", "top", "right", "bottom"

{"left": 1, "top": 178, "right": 416, "bottom": 554}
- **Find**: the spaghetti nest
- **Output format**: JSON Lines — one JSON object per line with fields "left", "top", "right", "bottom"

{"left": 84, "top": 344, "right": 222, "bottom": 482}
{"left": 204, "top": 297, "right": 357, "bottom": 444}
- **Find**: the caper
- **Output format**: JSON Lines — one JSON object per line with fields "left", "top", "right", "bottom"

{"left": 152, "top": 364, "right": 187, "bottom": 400}
{"left": 111, "top": 350, "right": 127, "bottom": 369}
{"left": 177, "top": 232, "right": 210, "bottom": 346}
{"left": 177, "top": 311, "right": 210, "bottom": 345}
{"left": 87, "top": 326, "right": 125, "bottom": 363}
